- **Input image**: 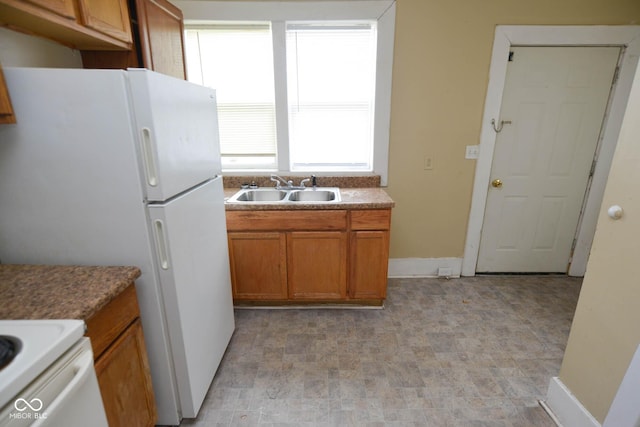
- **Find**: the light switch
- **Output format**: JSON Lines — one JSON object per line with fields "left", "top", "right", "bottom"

{"left": 465, "top": 145, "right": 480, "bottom": 159}
{"left": 424, "top": 156, "right": 433, "bottom": 170}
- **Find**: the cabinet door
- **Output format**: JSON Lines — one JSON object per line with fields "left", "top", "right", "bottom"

{"left": 228, "top": 232, "right": 287, "bottom": 300}
{"left": 24, "top": 0, "right": 76, "bottom": 19}
{"left": 95, "top": 319, "right": 157, "bottom": 427}
{"left": 77, "top": 0, "right": 132, "bottom": 42}
{"left": 0, "top": 0, "right": 131, "bottom": 49}
{"left": 287, "top": 231, "right": 347, "bottom": 300}
{"left": 349, "top": 231, "right": 390, "bottom": 300}
{"left": 136, "top": 0, "right": 186, "bottom": 79}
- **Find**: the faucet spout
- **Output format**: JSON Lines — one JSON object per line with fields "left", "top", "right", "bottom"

{"left": 270, "top": 174, "right": 293, "bottom": 189}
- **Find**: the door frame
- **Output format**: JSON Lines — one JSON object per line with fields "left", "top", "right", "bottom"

{"left": 462, "top": 26, "right": 640, "bottom": 277}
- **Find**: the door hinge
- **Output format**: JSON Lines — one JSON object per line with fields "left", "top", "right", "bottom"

{"left": 612, "top": 66, "right": 620, "bottom": 85}
{"left": 508, "top": 51, "right": 514, "bottom": 62}
{"left": 589, "top": 159, "right": 597, "bottom": 178}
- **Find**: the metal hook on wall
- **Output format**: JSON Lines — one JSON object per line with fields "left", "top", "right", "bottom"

{"left": 491, "top": 119, "right": 512, "bottom": 133}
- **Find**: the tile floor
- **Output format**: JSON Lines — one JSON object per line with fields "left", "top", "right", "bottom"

{"left": 180, "top": 275, "right": 582, "bottom": 426}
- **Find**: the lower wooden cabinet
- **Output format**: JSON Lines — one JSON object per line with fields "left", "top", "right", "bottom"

{"left": 228, "top": 231, "right": 287, "bottom": 300}
{"left": 349, "top": 209, "right": 391, "bottom": 300}
{"left": 349, "top": 231, "right": 390, "bottom": 299}
{"left": 94, "top": 319, "right": 156, "bottom": 427}
{"left": 86, "top": 284, "right": 157, "bottom": 427}
{"left": 288, "top": 231, "right": 347, "bottom": 300}
{"left": 226, "top": 208, "right": 391, "bottom": 304}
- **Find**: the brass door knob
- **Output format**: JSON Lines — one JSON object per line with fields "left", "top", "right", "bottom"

{"left": 491, "top": 179, "right": 503, "bottom": 188}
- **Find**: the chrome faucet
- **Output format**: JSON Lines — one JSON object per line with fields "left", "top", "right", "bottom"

{"left": 270, "top": 174, "right": 317, "bottom": 189}
{"left": 298, "top": 175, "right": 317, "bottom": 188}
{"left": 270, "top": 174, "right": 294, "bottom": 189}
{"left": 299, "top": 177, "right": 311, "bottom": 187}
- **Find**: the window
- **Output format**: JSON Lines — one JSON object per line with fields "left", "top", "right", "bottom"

{"left": 179, "top": 1, "right": 395, "bottom": 184}
{"left": 286, "top": 23, "right": 377, "bottom": 171}
{"left": 185, "top": 25, "right": 277, "bottom": 169}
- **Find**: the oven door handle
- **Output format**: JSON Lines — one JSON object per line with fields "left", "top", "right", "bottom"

{"left": 31, "top": 347, "right": 108, "bottom": 427}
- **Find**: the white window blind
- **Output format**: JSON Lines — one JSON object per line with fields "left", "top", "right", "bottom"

{"left": 185, "top": 25, "right": 277, "bottom": 169}
{"left": 286, "top": 23, "right": 377, "bottom": 171}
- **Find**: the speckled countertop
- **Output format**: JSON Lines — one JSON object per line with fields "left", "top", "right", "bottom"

{"left": 224, "top": 187, "right": 395, "bottom": 211}
{"left": 0, "top": 265, "right": 141, "bottom": 321}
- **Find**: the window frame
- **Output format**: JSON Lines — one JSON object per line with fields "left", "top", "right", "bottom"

{"left": 176, "top": 0, "right": 396, "bottom": 185}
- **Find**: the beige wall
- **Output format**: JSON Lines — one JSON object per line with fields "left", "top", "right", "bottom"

{"left": 386, "top": 0, "right": 640, "bottom": 258}
{"left": 0, "top": 27, "right": 82, "bottom": 68}
{"left": 557, "top": 62, "right": 640, "bottom": 423}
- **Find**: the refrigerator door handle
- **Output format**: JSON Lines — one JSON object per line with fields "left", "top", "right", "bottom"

{"left": 141, "top": 127, "right": 158, "bottom": 187}
{"left": 153, "top": 219, "right": 170, "bottom": 270}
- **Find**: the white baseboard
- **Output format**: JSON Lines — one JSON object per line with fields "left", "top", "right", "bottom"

{"left": 544, "top": 377, "right": 600, "bottom": 427}
{"left": 388, "top": 257, "right": 462, "bottom": 278}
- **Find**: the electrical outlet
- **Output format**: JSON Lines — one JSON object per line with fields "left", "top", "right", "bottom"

{"left": 438, "top": 267, "right": 453, "bottom": 278}
{"left": 465, "top": 145, "right": 480, "bottom": 159}
{"left": 423, "top": 156, "right": 433, "bottom": 170}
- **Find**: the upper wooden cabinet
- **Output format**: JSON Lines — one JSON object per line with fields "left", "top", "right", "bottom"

{"left": 78, "top": 0, "right": 132, "bottom": 42}
{"left": 0, "top": 65, "right": 16, "bottom": 125}
{"left": 0, "top": 0, "right": 132, "bottom": 49}
{"left": 136, "top": 0, "right": 186, "bottom": 79}
{"left": 27, "top": 0, "right": 76, "bottom": 19}
{"left": 81, "top": 0, "right": 186, "bottom": 80}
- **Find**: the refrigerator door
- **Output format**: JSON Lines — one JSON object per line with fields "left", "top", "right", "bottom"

{"left": 148, "top": 176, "right": 235, "bottom": 418}
{"left": 127, "top": 69, "right": 222, "bottom": 201}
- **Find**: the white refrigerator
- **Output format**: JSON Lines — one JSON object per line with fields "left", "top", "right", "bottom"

{"left": 0, "top": 68, "right": 235, "bottom": 425}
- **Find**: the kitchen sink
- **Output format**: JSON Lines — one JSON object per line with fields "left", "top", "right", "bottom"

{"left": 288, "top": 189, "right": 338, "bottom": 202}
{"left": 227, "top": 187, "right": 341, "bottom": 203}
{"left": 229, "top": 189, "right": 288, "bottom": 202}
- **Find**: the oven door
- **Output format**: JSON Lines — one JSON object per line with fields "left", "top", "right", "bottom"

{"left": 0, "top": 338, "right": 107, "bottom": 427}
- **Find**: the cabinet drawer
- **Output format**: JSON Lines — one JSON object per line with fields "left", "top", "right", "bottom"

{"left": 226, "top": 210, "right": 348, "bottom": 231}
{"left": 350, "top": 209, "right": 391, "bottom": 230}
{"left": 86, "top": 284, "right": 140, "bottom": 360}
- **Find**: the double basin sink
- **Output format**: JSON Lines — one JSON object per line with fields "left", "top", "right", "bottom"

{"left": 227, "top": 187, "right": 341, "bottom": 203}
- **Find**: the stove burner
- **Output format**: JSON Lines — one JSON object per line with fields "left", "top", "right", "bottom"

{"left": 0, "top": 336, "right": 20, "bottom": 371}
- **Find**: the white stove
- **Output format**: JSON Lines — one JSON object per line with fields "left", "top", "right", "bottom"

{"left": 0, "top": 320, "right": 107, "bottom": 426}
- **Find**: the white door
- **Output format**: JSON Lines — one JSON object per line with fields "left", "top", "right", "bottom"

{"left": 477, "top": 46, "right": 620, "bottom": 273}
{"left": 147, "top": 176, "right": 235, "bottom": 418}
